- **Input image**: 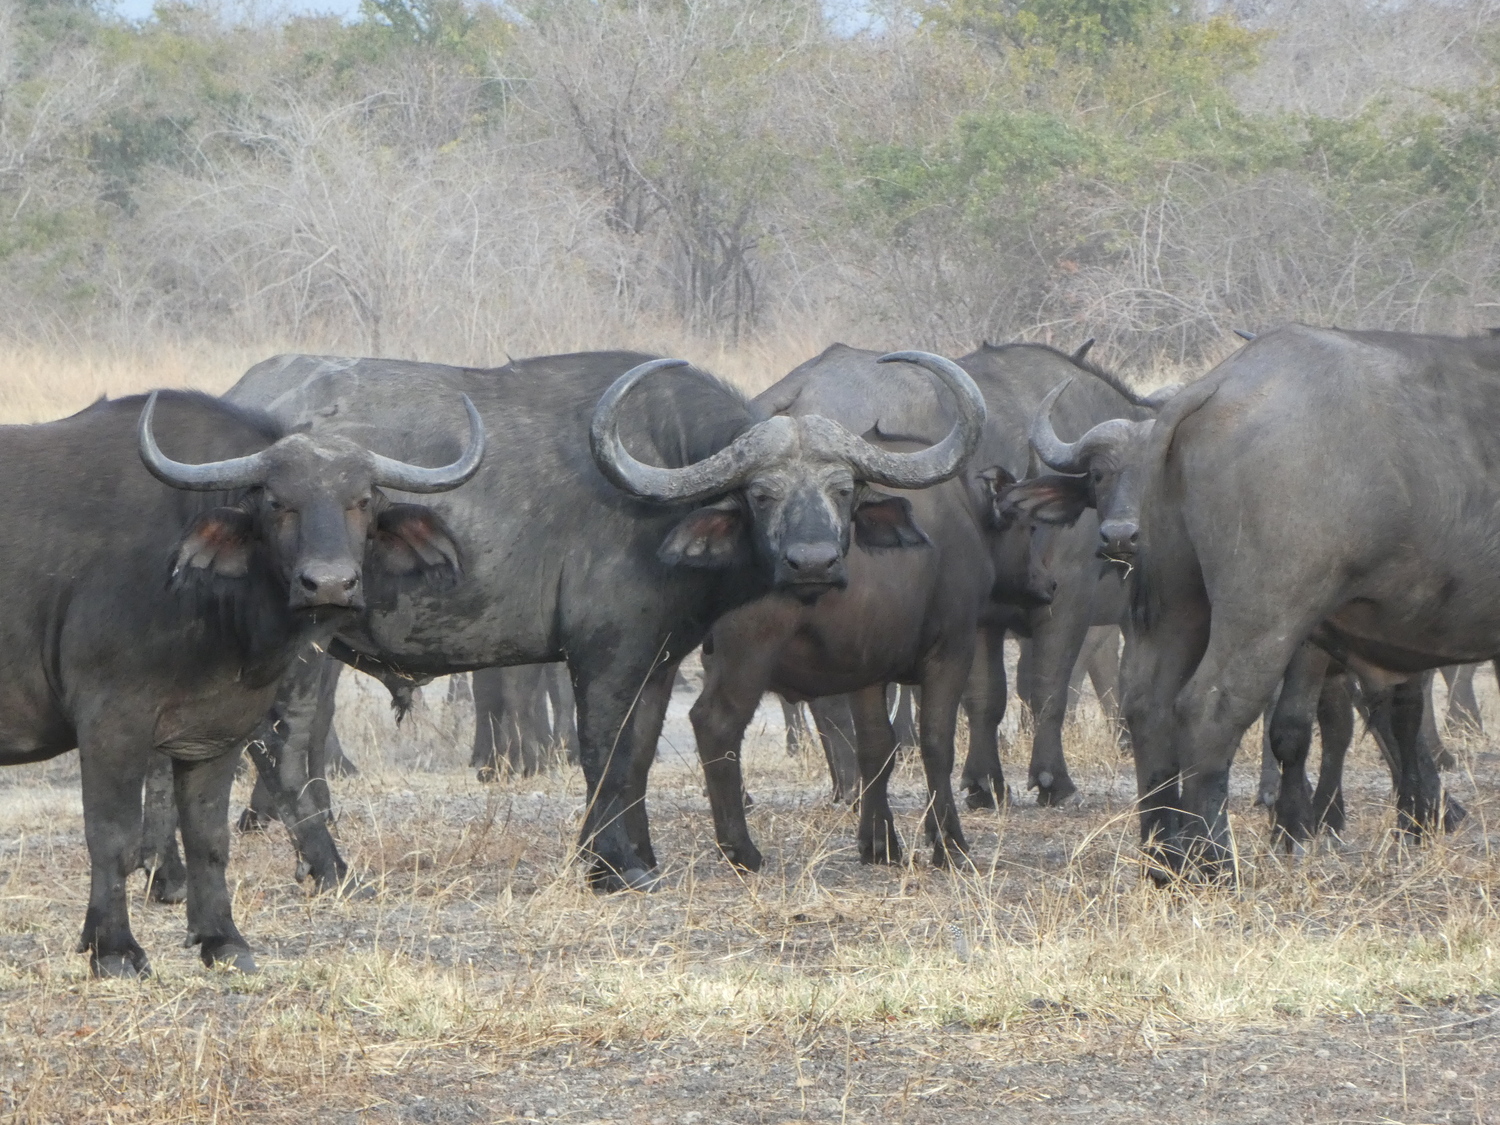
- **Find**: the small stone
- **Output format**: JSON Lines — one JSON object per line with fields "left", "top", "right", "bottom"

{"left": 543, "top": 1111, "right": 558, "bottom": 1119}
{"left": 681, "top": 1115, "right": 703, "bottom": 1125}
{"left": 1443, "top": 1070, "right": 1460, "bottom": 1081}
{"left": 1314, "top": 1049, "right": 1330, "bottom": 1059}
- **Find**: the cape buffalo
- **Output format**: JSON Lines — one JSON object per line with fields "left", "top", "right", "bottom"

{"left": 1104, "top": 325, "right": 1500, "bottom": 876}
{"left": 1012, "top": 358, "right": 1466, "bottom": 856}
{"left": 0, "top": 389, "right": 477, "bottom": 976}
{"left": 673, "top": 342, "right": 1150, "bottom": 869}
{"left": 209, "top": 349, "right": 984, "bottom": 890}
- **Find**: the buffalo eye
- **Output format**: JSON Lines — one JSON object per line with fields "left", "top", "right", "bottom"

{"left": 265, "top": 493, "right": 284, "bottom": 512}
{"left": 356, "top": 497, "right": 370, "bottom": 511}
{"left": 835, "top": 485, "right": 853, "bottom": 499}
{"left": 749, "top": 488, "right": 774, "bottom": 507}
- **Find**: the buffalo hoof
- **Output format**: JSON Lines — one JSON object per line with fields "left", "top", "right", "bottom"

{"left": 146, "top": 870, "right": 187, "bottom": 906}
{"left": 476, "top": 765, "right": 499, "bottom": 783}
{"left": 92, "top": 950, "right": 151, "bottom": 979}
{"left": 859, "top": 826, "right": 902, "bottom": 865}
{"left": 201, "top": 942, "right": 257, "bottom": 973}
{"left": 1435, "top": 746, "right": 1458, "bottom": 771}
{"left": 1254, "top": 785, "right": 1278, "bottom": 809}
{"left": 930, "top": 840, "right": 972, "bottom": 870}
{"left": 718, "top": 840, "right": 764, "bottom": 872}
{"left": 963, "top": 784, "right": 996, "bottom": 812}
{"left": 236, "top": 807, "right": 274, "bottom": 833}
{"left": 1033, "top": 773, "right": 1077, "bottom": 807}
{"left": 1443, "top": 796, "right": 1469, "bottom": 833}
{"left": 588, "top": 863, "right": 660, "bottom": 893}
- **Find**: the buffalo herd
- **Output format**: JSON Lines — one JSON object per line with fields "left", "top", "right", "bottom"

{"left": 3, "top": 326, "right": 1496, "bottom": 975}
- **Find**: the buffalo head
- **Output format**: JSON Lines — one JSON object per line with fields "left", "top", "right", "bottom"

{"left": 139, "top": 393, "right": 484, "bottom": 611}
{"left": 591, "top": 352, "right": 985, "bottom": 599}
{"left": 1011, "top": 379, "right": 1172, "bottom": 565}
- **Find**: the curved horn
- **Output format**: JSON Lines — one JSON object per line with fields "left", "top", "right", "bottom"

{"left": 370, "top": 395, "right": 486, "bottom": 493}
{"left": 1234, "top": 329, "right": 1256, "bottom": 341}
{"left": 1030, "top": 380, "right": 1139, "bottom": 473}
{"left": 1071, "top": 338, "right": 1096, "bottom": 363}
{"left": 591, "top": 358, "right": 796, "bottom": 503}
{"left": 1029, "top": 379, "right": 1084, "bottom": 472}
{"left": 816, "top": 350, "right": 984, "bottom": 489}
{"left": 138, "top": 391, "right": 271, "bottom": 492}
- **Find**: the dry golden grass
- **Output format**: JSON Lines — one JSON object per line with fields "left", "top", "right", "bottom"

{"left": 0, "top": 670, "right": 1496, "bottom": 1124}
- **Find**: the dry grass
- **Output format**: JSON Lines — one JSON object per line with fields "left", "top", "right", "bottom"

{"left": 0, "top": 669, "right": 1496, "bottom": 1123}
{"left": 0, "top": 344, "right": 1496, "bottom": 1123}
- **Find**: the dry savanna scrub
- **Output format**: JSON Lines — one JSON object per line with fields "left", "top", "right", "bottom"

{"left": 0, "top": 345, "right": 1494, "bottom": 1122}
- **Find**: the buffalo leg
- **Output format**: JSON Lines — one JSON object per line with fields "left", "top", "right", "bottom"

{"left": 891, "top": 685, "right": 919, "bottom": 752}
{"left": 76, "top": 739, "right": 151, "bottom": 977}
{"left": 1066, "top": 625, "right": 1116, "bottom": 721}
{"left": 959, "top": 624, "right": 1009, "bottom": 810}
{"left": 1083, "top": 626, "right": 1130, "bottom": 753}
{"left": 1387, "top": 679, "right": 1434, "bottom": 837}
{"left": 1254, "top": 694, "right": 1283, "bottom": 810}
{"left": 1310, "top": 671, "right": 1354, "bottom": 833}
{"left": 1441, "top": 663, "right": 1482, "bottom": 735}
{"left": 140, "top": 749, "right": 187, "bottom": 905}
{"left": 1364, "top": 681, "right": 1464, "bottom": 836}
{"left": 780, "top": 696, "right": 812, "bottom": 756}
{"left": 573, "top": 647, "right": 680, "bottom": 890}
{"left": 175, "top": 751, "right": 254, "bottom": 971}
{"left": 1170, "top": 610, "right": 1312, "bottom": 879}
{"left": 1119, "top": 588, "right": 1211, "bottom": 882}
{"left": 809, "top": 695, "right": 860, "bottom": 803}
{"left": 620, "top": 659, "right": 680, "bottom": 872}
{"left": 850, "top": 684, "right": 901, "bottom": 864}
{"left": 917, "top": 648, "right": 972, "bottom": 866}
{"left": 243, "top": 652, "right": 349, "bottom": 892}
{"left": 1023, "top": 605, "right": 1092, "bottom": 805}
{"left": 1266, "top": 643, "right": 1329, "bottom": 848}
{"left": 549, "top": 663, "right": 580, "bottom": 765}
{"left": 689, "top": 638, "right": 779, "bottom": 872}
{"left": 1419, "top": 671, "right": 1457, "bottom": 769}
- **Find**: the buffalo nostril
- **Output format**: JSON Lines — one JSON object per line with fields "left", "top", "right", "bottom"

{"left": 785, "top": 544, "right": 839, "bottom": 573}
{"left": 300, "top": 575, "right": 320, "bottom": 593}
{"left": 342, "top": 576, "right": 359, "bottom": 591}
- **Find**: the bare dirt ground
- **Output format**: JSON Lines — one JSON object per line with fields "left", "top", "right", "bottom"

{"left": 0, "top": 664, "right": 1497, "bottom": 1124}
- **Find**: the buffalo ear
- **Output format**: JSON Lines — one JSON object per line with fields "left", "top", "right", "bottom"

{"left": 997, "top": 475, "right": 1093, "bottom": 527}
{"left": 854, "top": 488, "right": 930, "bottom": 549}
{"left": 171, "top": 507, "right": 255, "bottom": 585}
{"left": 371, "top": 503, "right": 464, "bottom": 585}
{"left": 659, "top": 497, "right": 748, "bottom": 569}
{"left": 975, "top": 465, "right": 1018, "bottom": 527}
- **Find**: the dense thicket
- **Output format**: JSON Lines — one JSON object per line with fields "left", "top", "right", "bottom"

{"left": 2, "top": 0, "right": 1498, "bottom": 366}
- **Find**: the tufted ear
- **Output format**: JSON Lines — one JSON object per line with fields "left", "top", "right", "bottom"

{"left": 659, "top": 496, "right": 748, "bottom": 569}
{"left": 370, "top": 503, "right": 463, "bottom": 585}
{"left": 171, "top": 507, "right": 255, "bottom": 586}
{"left": 996, "top": 474, "right": 1093, "bottom": 527}
{"left": 854, "top": 487, "right": 930, "bottom": 549}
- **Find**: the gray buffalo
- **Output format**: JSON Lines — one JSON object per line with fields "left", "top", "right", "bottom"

{"left": 204, "top": 349, "right": 983, "bottom": 890}
{"left": 0, "top": 389, "right": 476, "bottom": 975}
{"left": 672, "top": 341, "right": 1156, "bottom": 869}
{"left": 1098, "top": 325, "right": 1500, "bottom": 876}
